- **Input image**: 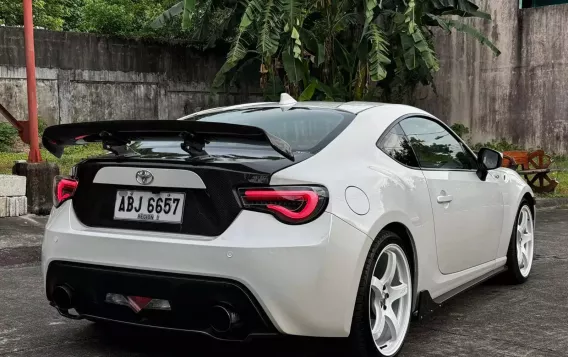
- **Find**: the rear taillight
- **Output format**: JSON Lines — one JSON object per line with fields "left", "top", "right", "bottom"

{"left": 238, "top": 186, "right": 328, "bottom": 224}
{"left": 53, "top": 176, "right": 78, "bottom": 207}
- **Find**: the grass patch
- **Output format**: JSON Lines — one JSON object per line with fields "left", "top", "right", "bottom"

{"left": 535, "top": 171, "right": 568, "bottom": 198}
{"left": 0, "top": 144, "right": 106, "bottom": 175}
{"left": 533, "top": 155, "right": 568, "bottom": 198}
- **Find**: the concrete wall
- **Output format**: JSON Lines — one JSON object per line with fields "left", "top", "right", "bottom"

{"left": 413, "top": 1, "right": 568, "bottom": 153}
{"left": 0, "top": 27, "right": 260, "bottom": 126}
{"left": 4, "top": 2, "right": 568, "bottom": 153}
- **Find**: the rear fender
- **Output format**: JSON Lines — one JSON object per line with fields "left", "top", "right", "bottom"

{"left": 495, "top": 168, "right": 535, "bottom": 258}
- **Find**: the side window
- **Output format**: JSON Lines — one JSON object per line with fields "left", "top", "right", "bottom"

{"left": 378, "top": 124, "right": 419, "bottom": 168}
{"left": 399, "top": 117, "right": 477, "bottom": 170}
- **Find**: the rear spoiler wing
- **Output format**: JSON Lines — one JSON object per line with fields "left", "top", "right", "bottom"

{"left": 42, "top": 120, "right": 294, "bottom": 161}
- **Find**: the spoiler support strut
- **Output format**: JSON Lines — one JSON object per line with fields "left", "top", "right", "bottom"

{"left": 180, "top": 131, "right": 209, "bottom": 157}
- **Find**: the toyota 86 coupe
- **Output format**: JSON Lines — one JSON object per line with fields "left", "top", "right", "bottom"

{"left": 42, "top": 94, "right": 535, "bottom": 357}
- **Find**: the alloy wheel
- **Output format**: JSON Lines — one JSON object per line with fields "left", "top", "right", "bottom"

{"left": 368, "top": 244, "right": 412, "bottom": 356}
{"left": 516, "top": 206, "right": 534, "bottom": 277}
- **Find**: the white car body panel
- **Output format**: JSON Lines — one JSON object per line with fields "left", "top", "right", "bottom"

{"left": 43, "top": 202, "right": 371, "bottom": 337}
{"left": 42, "top": 101, "right": 534, "bottom": 339}
{"left": 93, "top": 167, "right": 206, "bottom": 188}
{"left": 421, "top": 169, "right": 503, "bottom": 274}
{"left": 269, "top": 103, "right": 533, "bottom": 303}
{"left": 493, "top": 167, "right": 535, "bottom": 257}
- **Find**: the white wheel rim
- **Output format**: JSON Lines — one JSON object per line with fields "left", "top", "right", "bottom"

{"left": 368, "top": 244, "right": 412, "bottom": 356}
{"left": 516, "top": 206, "right": 534, "bottom": 277}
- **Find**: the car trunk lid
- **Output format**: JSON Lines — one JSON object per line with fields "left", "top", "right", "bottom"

{"left": 44, "top": 121, "right": 303, "bottom": 236}
{"left": 70, "top": 151, "right": 311, "bottom": 236}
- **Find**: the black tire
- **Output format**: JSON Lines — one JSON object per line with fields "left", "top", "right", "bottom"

{"left": 349, "top": 230, "right": 412, "bottom": 357}
{"left": 504, "top": 200, "right": 533, "bottom": 284}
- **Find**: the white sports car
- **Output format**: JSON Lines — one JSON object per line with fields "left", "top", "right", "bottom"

{"left": 42, "top": 95, "right": 535, "bottom": 357}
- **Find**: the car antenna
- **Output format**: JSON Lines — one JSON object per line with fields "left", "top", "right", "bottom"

{"left": 279, "top": 93, "right": 297, "bottom": 110}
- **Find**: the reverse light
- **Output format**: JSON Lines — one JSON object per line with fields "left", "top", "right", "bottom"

{"left": 238, "top": 186, "right": 328, "bottom": 224}
{"left": 53, "top": 176, "right": 78, "bottom": 207}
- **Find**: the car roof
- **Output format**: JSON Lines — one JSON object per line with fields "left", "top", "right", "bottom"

{"left": 177, "top": 100, "right": 389, "bottom": 120}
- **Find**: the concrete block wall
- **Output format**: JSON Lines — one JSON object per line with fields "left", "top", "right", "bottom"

{"left": 412, "top": 1, "right": 568, "bottom": 153}
{"left": 0, "top": 175, "right": 26, "bottom": 196}
{"left": 5, "top": 2, "right": 568, "bottom": 153}
{"left": 0, "top": 27, "right": 262, "bottom": 126}
{"left": 0, "top": 175, "right": 27, "bottom": 217}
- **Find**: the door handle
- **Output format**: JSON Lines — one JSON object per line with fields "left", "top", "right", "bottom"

{"left": 437, "top": 194, "right": 453, "bottom": 204}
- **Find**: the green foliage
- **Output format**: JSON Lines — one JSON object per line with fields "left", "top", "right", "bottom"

{"left": 0, "top": 118, "right": 105, "bottom": 175}
{"left": 150, "top": 2, "right": 184, "bottom": 29}
{"left": 0, "top": 144, "right": 106, "bottom": 175}
{"left": 551, "top": 154, "right": 568, "bottom": 169}
{"left": 1, "top": 0, "right": 500, "bottom": 101}
{"left": 0, "top": 0, "right": 185, "bottom": 38}
{"left": 367, "top": 23, "right": 391, "bottom": 81}
{"left": 37, "top": 118, "right": 48, "bottom": 138}
{"left": 450, "top": 123, "right": 524, "bottom": 153}
{"left": 156, "top": 0, "right": 499, "bottom": 101}
{"left": 0, "top": 118, "right": 52, "bottom": 153}
{"left": 0, "top": 0, "right": 83, "bottom": 31}
{"left": 80, "top": 0, "right": 183, "bottom": 37}
{"left": 470, "top": 139, "right": 525, "bottom": 153}
{"left": 450, "top": 123, "right": 470, "bottom": 139}
{"left": 428, "top": 15, "right": 500, "bottom": 56}
{"left": 0, "top": 123, "right": 19, "bottom": 152}
{"left": 80, "top": 0, "right": 136, "bottom": 35}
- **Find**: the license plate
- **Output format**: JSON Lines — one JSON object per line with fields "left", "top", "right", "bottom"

{"left": 113, "top": 190, "right": 185, "bottom": 223}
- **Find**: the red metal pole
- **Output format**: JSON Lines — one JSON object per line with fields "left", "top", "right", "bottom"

{"left": 23, "top": 0, "right": 41, "bottom": 163}
{"left": 0, "top": 103, "right": 24, "bottom": 132}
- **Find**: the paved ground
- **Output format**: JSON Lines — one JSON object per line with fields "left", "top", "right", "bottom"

{"left": 0, "top": 215, "right": 46, "bottom": 267}
{"left": 1, "top": 210, "right": 567, "bottom": 356}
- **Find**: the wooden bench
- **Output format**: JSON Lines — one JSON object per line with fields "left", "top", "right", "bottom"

{"left": 502, "top": 150, "right": 559, "bottom": 193}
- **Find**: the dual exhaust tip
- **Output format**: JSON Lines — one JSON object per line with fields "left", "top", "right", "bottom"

{"left": 209, "top": 305, "right": 241, "bottom": 333}
{"left": 53, "top": 285, "right": 241, "bottom": 333}
{"left": 52, "top": 285, "right": 74, "bottom": 310}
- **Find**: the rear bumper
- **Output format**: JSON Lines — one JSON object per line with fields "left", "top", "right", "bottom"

{"left": 43, "top": 201, "right": 372, "bottom": 338}
{"left": 46, "top": 261, "right": 275, "bottom": 341}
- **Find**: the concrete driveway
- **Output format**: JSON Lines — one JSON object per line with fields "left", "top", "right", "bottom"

{"left": 0, "top": 210, "right": 567, "bottom": 356}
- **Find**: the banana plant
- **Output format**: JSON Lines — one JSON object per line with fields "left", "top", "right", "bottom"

{"left": 153, "top": 0, "right": 500, "bottom": 102}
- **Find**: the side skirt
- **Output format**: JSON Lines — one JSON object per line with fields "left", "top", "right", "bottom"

{"left": 413, "top": 265, "right": 508, "bottom": 321}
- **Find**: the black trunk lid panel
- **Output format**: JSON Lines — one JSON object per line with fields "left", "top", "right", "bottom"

{"left": 72, "top": 155, "right": 308, "bottom": 236}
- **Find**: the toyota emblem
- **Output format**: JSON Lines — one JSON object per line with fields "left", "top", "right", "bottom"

{"left": 135, "top": 170, "right": 154, "bottom": 185}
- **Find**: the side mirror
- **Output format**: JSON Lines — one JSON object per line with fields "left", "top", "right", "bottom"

{"left": 476, "top": 148, "right": 502, "bottom": 181}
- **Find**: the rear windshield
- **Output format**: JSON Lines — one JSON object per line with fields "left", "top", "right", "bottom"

{"left": 129, "top": 107, "right": 355, "bottom": 158}
{"left": 190, "top": 107, "right": 355, "bottom": 152}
